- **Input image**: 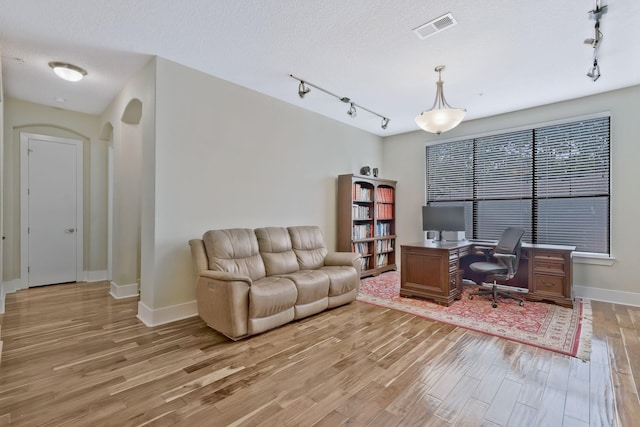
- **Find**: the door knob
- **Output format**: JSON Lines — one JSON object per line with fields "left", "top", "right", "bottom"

{"left": 65, "top": 228, "right": 76, "bottom": 233}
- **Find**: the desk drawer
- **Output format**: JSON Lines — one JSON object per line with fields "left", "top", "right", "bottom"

{"left": 533, "top": 253, "right": 566, "bottom": 276}
{"left": 533, "top": 274, "right": 564, "bottom": 296}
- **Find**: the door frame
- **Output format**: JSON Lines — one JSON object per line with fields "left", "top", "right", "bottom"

{"left": 20, "top": 132, "right": 84, "bottom": 286}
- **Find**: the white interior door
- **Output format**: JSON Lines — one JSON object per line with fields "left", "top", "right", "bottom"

{"left": 21, "top": 133, "right": 83, "bottom": 287}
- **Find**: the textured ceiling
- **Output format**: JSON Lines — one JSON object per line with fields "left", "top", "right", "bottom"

{"left": 1, "top": 0, "right": 639, "bottom": 136}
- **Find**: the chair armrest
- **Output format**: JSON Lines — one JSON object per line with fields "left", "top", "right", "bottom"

{"left": 325, "top": 252, "right": 363, "bottom": 275}
{"left": 473, "top": 245, "right": 494, "bottom": 260}
{"left": 493, "top": 253, "right": 517, "bottom": 275}
{"left": 492, "top": 253, "right": 515, "bottom": 260}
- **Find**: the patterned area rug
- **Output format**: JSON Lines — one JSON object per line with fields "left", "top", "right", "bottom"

{"left": 358, "top": 272, "right": 592, "bottom": 361}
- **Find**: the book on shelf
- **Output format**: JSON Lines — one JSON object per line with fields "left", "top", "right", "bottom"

{"left": 375, "top": 253, "right": 389, "bottom": 267}
{"left": 375, "top": 239, "right": 394, "bottom": 252}
{"left": 352, "top": 204, "right": 370, "bottom": 220}
{"left": 351, "top": 242, "right": 370, "bottom": 255}
{"left": 352, "top": 183, "right": 372, "bottom": 201}
{"left": 375, "top": 203, "right": 393, "bottom": 219}
{"left": 352, "top": 224, "right": 372, "bottom": 239}
{"left": 375, "top": 187, "right": 394, "bottom": 203}
{"left": 375, "top": 222, "right": 391, "bottom": 237}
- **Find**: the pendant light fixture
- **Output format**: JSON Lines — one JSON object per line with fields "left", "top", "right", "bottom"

{"left": 415, "top": 65, "right": 466, "bottom": 134}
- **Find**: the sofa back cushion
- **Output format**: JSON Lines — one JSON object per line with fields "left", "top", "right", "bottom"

{"left": 255, "top": 227, "right": 300, "bottom": 276}
{"left": 288, "top": 226, "right": 328, "bottom": 270}
{"left": 202, "top": 228, "right": 266, "bottom": 281}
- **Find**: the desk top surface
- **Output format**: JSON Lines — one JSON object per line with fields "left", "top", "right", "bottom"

{"left": 402, "top": 240, "right": 576, "bottom": 251}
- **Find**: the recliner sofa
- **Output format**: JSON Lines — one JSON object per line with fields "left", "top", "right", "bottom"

{"left": 189, "top": 226, "right": 362, "bottom": 340}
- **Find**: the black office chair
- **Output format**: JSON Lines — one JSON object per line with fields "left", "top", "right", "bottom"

{"left": 468, "top": 227, "right": 527, "bottom": 308}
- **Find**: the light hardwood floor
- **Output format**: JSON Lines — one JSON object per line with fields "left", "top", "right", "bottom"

{"left": 0, "top": 281, "right": 638, "bottom": 426}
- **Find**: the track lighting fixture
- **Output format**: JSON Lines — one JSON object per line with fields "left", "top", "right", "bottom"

{"left": 289, "top": 74, "right": 390, "bottom": 130}
{"left": 298, "top": 81, "right": 310, "bottom": 98}
{"left": 583, "top": 21, "right": 602, "bottom": 48}
{"left": 347, "top": 103, "right": 357, "bottom": 118}
{"left": 415, "top": 65, "right": 466, "bottom": 134}
{"left": 584, "top": 1, "right": 607, "bottom": 82}
{"left": 587, "top": 59, "right": 601, "bottom": 82}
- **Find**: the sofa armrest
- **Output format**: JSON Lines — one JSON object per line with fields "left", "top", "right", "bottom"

{"left": 189, "top": 239, "right": 209, "bottom": 275}
{"left": 199, "top": 270, "right": 252, "bottom": 284}
{"left": 325, "top": 251, "right": 363, "bottom": 275}
{"left": 196, "top": 270, "right": 252, "bottom": 339}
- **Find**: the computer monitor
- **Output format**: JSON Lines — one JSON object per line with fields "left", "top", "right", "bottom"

{"left": 422, "top": 205, "right": 466, "bottom": 241}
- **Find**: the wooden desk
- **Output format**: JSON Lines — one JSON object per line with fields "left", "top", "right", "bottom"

{"left": 400, "top": 240, "right": 575, "bottom": 307}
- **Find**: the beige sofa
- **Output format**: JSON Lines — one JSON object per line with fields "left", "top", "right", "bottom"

{"left": 189, "top": 226, "right": 362, "bottom": 340}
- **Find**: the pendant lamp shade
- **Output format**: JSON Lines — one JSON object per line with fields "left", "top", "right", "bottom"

{"left": 415, "top": 66, "right": 466, "bottom": 134}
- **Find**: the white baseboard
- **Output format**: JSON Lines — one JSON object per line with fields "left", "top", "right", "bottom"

{"left": 109, "top": 281, "right": 139, "bottom": 299}
{"left": 574, "top": 285, "right": 640, "bottom": 308}
{"left": 86, "top": 270, "right": 108, "bottom": 282}
{"left": 3, "top": 279, "right": 26, "bottom": 295}
{"left": 136, "top": 299, "right": 198, "bottom": 327}
{"left": 1, "top": 279, "right": 26, "bottom": 314}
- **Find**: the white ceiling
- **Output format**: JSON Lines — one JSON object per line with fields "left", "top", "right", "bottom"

{"left": 1, "top": 0, "right": 639, "bottom": 136}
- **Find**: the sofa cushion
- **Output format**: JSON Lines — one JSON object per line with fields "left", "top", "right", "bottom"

{"left": 321, "top": 266, "right": 359, "bottom": 297}
{"left": 202, "top": 228, "right": 266, "bottom": 281}
{"left": 249, "top": 276, "right": 297, "bottom": 319}
{"left": 288, "top": 226, "right": 328, "bottom": 270}
{"left": 255, "top": 227, "right": 300, "bottom": 276}
{"left": 282, "top": 270, "right": 330, "bottom": 305}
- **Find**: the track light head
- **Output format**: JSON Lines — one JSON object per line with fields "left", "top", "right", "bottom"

{"left": 587, "top": 60, "right": 601, "bottom": 81}
{"left": 298, "top": 81, "right": 310, "bottom": 98}
{"left": 347, "top": 103, "right": 357, "bottom": 118}
{"left": 381, "top": 118, "right": 390, "bottom": 130}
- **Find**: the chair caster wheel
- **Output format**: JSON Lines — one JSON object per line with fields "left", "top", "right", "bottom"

{"left": 492, "top": 303, "right": 498, "bottom": 308}
{"left": 519, "top": 301, "right": 524, "bottom": 307}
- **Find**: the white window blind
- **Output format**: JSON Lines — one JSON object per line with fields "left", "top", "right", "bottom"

{"left": 425, "top": 116, "right": 610, "bottom": 253}
{"left": 426, "top": 140, "right": 473, "bottom": 238}
{"left": 475, "top": 130, "right": 533, "bottom": 241}
{"left": 534, "top": 118, "right": 610, "bottom": 252}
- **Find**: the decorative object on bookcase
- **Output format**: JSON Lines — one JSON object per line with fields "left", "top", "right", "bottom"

{"left": 360, "top": 166, "right": 371, "bottom": 176}
{"left": 338, "top": 173, "right": 397, "bottom": 278}
{"left": 373, "top": 168, "right": 379, "bottom": 177}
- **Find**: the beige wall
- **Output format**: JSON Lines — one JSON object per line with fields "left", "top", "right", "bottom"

{"left": 7, "top": 53, "right": 636, "bottom": 320}
{"left": 99, "top": 58, "right": 156, "bottom": 298}
{"left": 150, "top": 57, "right": 383, "bottom": 310}
{"left": 2, "top": 98, "right": 106, "bottom": 283}
{"left": 0, "top": 56, "right": 4, "bottom": 307}
{"left": 383, "top": 85, "right": 640, "bottom": 301}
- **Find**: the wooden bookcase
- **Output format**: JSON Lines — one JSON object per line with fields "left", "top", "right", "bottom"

{"left": 337, "top": 174, "right": 397, "bottom": 277}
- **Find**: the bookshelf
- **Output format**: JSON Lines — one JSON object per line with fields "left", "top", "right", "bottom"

{"left": 338, "top": 174, "right": 397, "bottom": 277}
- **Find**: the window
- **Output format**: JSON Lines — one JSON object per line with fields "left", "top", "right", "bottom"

{"left": 426, "top": 116, "right": 610, "bottom": 254}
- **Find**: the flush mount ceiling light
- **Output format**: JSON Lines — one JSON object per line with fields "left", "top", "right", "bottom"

{"left": 48, "top": 61, "right": 87, "bottom": 82}
{"left": 289, "top": 74, "right": 390, "bottom": 130}
{"left": 415, "top": 65, "right": 466, "bottom": 134}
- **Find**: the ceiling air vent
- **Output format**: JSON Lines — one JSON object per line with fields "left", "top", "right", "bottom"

{"left": 413, "top": 12, "right": 457, "bottom": 40}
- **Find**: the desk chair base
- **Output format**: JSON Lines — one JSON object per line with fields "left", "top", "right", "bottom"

{"left": 468, "top": 281, "right": 528, "bottom": 308}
